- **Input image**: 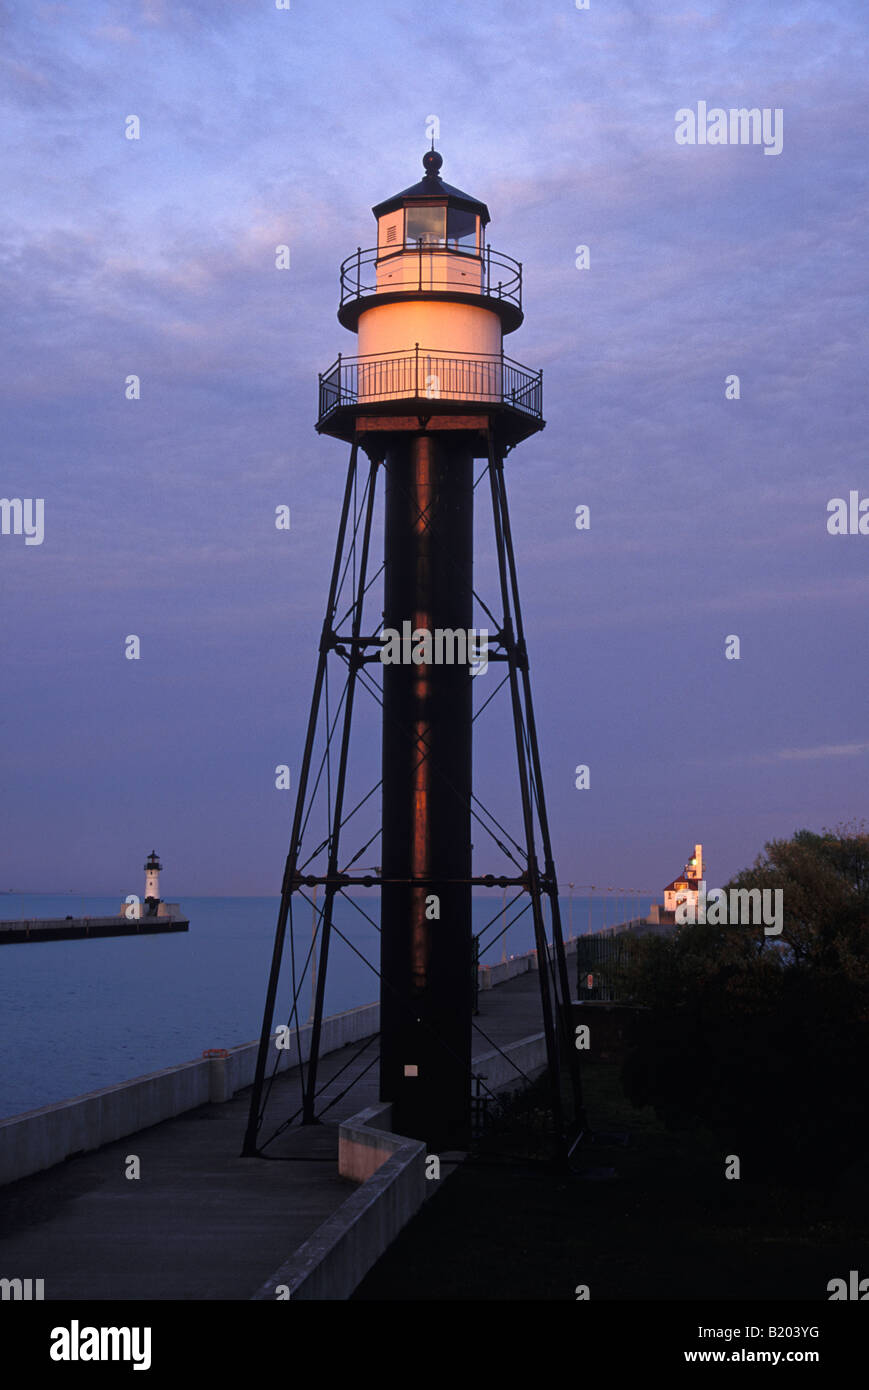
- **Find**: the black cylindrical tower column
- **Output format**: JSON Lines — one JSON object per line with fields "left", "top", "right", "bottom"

{"left": 380, "top": 431, "right": 474, "bottom": 1148}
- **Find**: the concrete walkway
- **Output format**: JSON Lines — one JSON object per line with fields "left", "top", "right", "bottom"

{"left": 0, "top": 970, "right": 548, "bottom": 1300}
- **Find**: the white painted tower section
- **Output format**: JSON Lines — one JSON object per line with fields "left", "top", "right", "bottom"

{"left": 357, "top": 302, "right": 503, "bottom": 403}
{"left": 144, "top": 851, "right": 161, "bottom": 902}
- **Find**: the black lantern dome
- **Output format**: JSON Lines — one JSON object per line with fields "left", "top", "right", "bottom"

{"left": 371, "top": 149, "right": 491, "bottom": 229}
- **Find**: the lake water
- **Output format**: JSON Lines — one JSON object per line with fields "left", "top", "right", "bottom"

{"left": 0, "top": 892, "right": 650, "bottom": 1118}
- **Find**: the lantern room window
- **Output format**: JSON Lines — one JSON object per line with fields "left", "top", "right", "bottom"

{"left": 446, "top": 206, "right": 478, "bottom": 251}
{"left": 405, "top": 205, "right": 446, "bottom": 245}
{"left": 404, "top": 204, "right": 479, "bottom": 253}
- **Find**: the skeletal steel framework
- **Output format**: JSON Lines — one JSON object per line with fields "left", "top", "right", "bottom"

{"left": 241, "top": 424, "right": 584, "bottom": 1159}
{"left": 242, "top": 148, "right": 583, "bottom": 1159}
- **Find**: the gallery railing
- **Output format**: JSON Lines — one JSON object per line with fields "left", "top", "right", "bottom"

{"left": 318, "top": 346, "right": 543, "bottom": 425}
{"left": 339, "top": 243, "right": 523, "bottom": 315}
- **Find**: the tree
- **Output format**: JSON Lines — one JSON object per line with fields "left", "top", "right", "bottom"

{"left": 620, "top": 823, "right": 869, "bottom": 1181}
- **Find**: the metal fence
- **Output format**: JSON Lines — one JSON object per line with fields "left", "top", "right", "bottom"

{"left": 575, "top": 932, "right": 639, "bottom": 1001}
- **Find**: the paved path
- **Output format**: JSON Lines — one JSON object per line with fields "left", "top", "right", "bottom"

{"left": 0, "top": 970, "right": 548, "bottom": 1300}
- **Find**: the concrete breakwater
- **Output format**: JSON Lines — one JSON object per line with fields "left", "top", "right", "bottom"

{"left": 0, "top": 944, "right": 579, "bottom": 1301}
{"left": 0, "top": 939, "right": 577, "bottom": 1189}
{"left": 0, "top": 1001, "right": 378, "bottom": 1187}
{"left": 0, "top": 915, "right": 189, "bottom": 944}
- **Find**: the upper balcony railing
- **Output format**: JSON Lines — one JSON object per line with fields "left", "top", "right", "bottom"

{"left": 339, "top": 243, "right": 523, "bottom": 317}
{"left": 317, "top": 346, "right": 542, "bottom": 428}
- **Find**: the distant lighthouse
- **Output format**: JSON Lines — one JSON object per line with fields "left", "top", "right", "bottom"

{"left": 144, "top": 850, "right": 162, "bottom": 905}
{"left": 120, "top": 850, "right": 180, "bottom": 921}
{"left": 649, "top": 843, "right": 705, "bottom": 922}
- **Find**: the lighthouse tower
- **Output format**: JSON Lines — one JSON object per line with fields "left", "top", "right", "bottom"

{"left": 119, "top": 849, "right": 180, "bottom": 921}
{"left": 244, "top": 149, "right": 579, "bottom": 1156}
{"left": 144, "top": 850, "right": 162, "bottom": 905}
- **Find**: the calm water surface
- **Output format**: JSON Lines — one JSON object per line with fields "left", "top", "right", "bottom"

{"left": 0, "top": 892, "right": 649, "bottom": 1117}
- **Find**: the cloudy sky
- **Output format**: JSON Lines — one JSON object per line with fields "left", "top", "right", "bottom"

{"left": 2, "top": 0, "right": 867, "bottom": 898}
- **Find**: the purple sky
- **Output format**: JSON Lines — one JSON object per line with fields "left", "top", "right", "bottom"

{"left": 2, "top": 0, "right": 867, "bottom": 899}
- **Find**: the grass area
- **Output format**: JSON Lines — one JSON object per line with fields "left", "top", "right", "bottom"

{"left": 352, "top": 1062, "right": 867, "bottom": 1300}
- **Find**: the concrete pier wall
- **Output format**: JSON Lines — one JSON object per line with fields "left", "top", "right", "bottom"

{"left": 255, "top": 1021, "right": 551, "bottom": 1301}
{"left": 253, "top": 1103, "right": 426, "bottom": 1302}
{"left": 0, "top": 915, "right": 189, "bottom": 944}
{"left": 472, "top": 1031, "right": 547, "bottom": 1091}
{"left": 478, "top": 954, "right": 534, "bottom": 989}
{"left": 338, "top": 1102, "right": 406, "bottom": 1184}
{"left": 0, "top": 1058, "right": 211, "bottom": 1188}
{"left": 207, "top": 1002, "right": 381, "bottom": 1103}
{"left": 0, "top": 1002, "right": 380, "bottom": 1187}
{"left": 480, "top": 936, "right": 577, "bottom": 990}
{"left": 0, "top": 939, "right": 577, "bottom": 1188}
